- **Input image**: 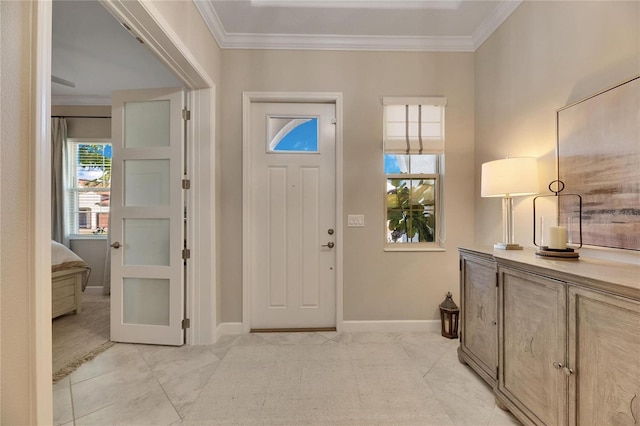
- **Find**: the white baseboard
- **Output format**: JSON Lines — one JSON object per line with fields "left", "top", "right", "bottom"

{"left": 341, "top": 320, "right": 441, "bottom": 334}
{"left": 214, "top": 320, "right": 441, "bottom": 341}
{"left": 84, "top": 286, "right": 104, "bottom": 295}
{"left": 215, "top": 322, "right": 243, "bottom": 341}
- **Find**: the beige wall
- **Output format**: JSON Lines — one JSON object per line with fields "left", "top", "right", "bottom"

{"left": 51, "top": 105, "right": 112, "bottom": 139}
{"left": 475, "top": 1, "right": 640, "bottom": 262}
{"left": 220, "top": 50, "right": 475, "bottom": 322}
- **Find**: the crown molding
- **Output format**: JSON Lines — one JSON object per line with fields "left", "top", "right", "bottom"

{"left": 219, "top": 32, "right": 475, "bottom": 52}
{"left": 472, "top": 0, "right": 522, "bottom": 50}
{"left": 250, "top": 0, "right": 463, "bottom": 10}
{"left": 195, "top": 0, "right": 520, "bottom": 52}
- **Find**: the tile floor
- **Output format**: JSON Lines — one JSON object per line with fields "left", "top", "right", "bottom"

{"left": 53, "top": 331, "right": 521, "bottom": 425}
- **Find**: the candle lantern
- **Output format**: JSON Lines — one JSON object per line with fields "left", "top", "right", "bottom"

{"left": 533, "top": 180, "right": 582, "bottom": 259}
{"left": 439, "top": 292, "right": 459, "bottom": 339}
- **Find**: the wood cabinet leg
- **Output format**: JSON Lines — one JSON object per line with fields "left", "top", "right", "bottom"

{"left": 495, "top": 396, "right": 509, "bottom": 412}
{"left": 457, "top": 346, "right": 468, "bottom": 365}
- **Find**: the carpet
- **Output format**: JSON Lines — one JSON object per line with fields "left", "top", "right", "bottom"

{"left": 52, "top": 294, "right": 113, "bottom": 382}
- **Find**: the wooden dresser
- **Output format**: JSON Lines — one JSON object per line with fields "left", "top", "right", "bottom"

{"left": 458, "top": 246, "right": 640, "bottom": 426}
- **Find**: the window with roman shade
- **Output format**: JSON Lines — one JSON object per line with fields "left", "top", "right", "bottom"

{"left": 383, "top": 97, "right": 446, "bottom": 249}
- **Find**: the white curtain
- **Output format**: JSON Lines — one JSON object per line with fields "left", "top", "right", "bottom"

{"left": 51, "top": 118, "right": 69, "bottom": 246}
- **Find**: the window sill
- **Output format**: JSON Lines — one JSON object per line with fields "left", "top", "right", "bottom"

{"left": 68, "top": 234, "right": 108, "bottom": 241}
{"left": 384, "top": 245, "right": 446, "bottom": 253}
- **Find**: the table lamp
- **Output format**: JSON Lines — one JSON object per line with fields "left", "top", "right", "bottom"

{"left": 481, "top": 157, "right": 539, "bottom": 250}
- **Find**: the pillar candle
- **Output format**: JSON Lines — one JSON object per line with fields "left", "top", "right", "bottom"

{"left": 548, "top": 226, "right": 567, "bottom": 250}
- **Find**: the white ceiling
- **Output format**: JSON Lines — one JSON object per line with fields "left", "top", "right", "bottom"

{"left": 52, "top": 0, "right": 521, "bottom": 104}
{"left": 51, "top": 0, "right": 181, "bottom": 105}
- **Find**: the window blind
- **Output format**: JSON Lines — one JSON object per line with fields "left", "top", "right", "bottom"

{"left": 383, "top": 97, "right": 447, "bottom": 155}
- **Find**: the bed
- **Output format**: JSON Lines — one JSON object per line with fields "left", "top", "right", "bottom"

{"left": 52, "top": 240, "right": 91, "bottom": 319}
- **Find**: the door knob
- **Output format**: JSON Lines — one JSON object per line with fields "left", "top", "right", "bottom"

{"left": 321, "top": 242, "right": 335, "bottom": 248}
{"left": 553, "top": 361, "right": 564, "bottom": 369}
{"left": 111, "top": 241, "right": 121, "bottom": 249}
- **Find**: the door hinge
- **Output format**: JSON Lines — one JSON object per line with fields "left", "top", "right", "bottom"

{"left": 182, "top": 318, "right": 191, "bottom": 329}
{"left": 182, "top": 248, "right": 191, "bottom": 260}
{"left": 182, "top": 179, "right": 191, "bottom": 189}
{"left": 182, "top": 108, "right": 191, "bottom": 121}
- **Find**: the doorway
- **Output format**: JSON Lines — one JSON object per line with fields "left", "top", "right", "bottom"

{"left": 33, "top": 1, "right": 217, "bottom": 422}
{"left": 51, "top": 1, "right": 189, "bottom": 365}
{"left": 242, "top": 93, "right": 345, "bottom": 333}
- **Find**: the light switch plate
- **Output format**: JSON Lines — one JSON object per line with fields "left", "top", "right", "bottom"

{"left": 347, "top": 214, "right": 365, "bottom": 227}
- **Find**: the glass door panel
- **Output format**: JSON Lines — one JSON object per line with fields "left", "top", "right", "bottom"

{"left": 124, "top": 100, "right": 171, "bottom": 147}
{"left": 124, "top": 159, "right": 170, "bottom": 206}
{"left": 123, "top": 278, "right": 170, "bottom": 325}
{"left": 111, "top": 88, "right": 184, "bottom": 346}
{"left": 123, "top": 219, "right": 170, "bottom": 266}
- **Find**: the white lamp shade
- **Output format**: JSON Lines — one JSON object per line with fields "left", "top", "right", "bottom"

{"left": 481, "top": 157, "right": 539, "bottom": 197}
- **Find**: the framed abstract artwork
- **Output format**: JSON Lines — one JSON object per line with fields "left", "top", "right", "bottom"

{"left": 557, "top": 76, "right": 640, "bottom": 251}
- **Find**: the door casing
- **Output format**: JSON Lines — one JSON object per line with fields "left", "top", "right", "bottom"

{"left": 242, "top": 92, "right": 344, "bottom": 334}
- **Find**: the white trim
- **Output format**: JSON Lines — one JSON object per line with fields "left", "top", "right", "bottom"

{"left": 187, "top": 87, "right": 217, "bottom": 345}
{"left": 382, "top": 97, "right": 447, "bottom": 106}
{"left": 242, "top": 95, "right": 252, "bottom": 334}
{"left": 472, "top": 0, "right": 523, "bottom": 50}
{"left": 342, "top": 320, "right": 441, "bottom": 334}
{"left": 251, "top": 1, "right": 463, "bottom": 10}
{"left": 215, "top": 322, "right": 244, "bottom": 340}
{"left": 216, "top": 320, "right": 441, "bottom": 336}
{"left": 83, "top": 286, "right": 105, "bottom": 295}
{"left": 216, "top": 32, "right": 474, "bottom": 53}
{"left": 242, "top": 92, "right": 344, "bottom": 334}
{"left": 194, "top": 0, "right": 520, "bottom": 52}
{"left": 34, "top": 1, "right": 54, "bottom": 422}
{"left": 383, "top": 246, "right": 446, "bottom": 252}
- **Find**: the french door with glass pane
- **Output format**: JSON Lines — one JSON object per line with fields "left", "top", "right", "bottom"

{"left": 110, "top": 88, "right": 185, "bottom": 345}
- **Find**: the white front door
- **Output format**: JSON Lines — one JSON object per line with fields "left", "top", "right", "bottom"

{"left": 110, "top": 87, "right": 186, "bottom": 345}
{"left": 249, "top": 102, "right": 337, "bottom": 330}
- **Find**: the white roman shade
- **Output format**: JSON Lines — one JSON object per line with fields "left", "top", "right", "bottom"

{"left": 383, "top": 97, "right": 447, "bottom": 155}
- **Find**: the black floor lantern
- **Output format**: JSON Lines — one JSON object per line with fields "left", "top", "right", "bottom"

{"left": 439, "top": 292, "right": 459, "bottom": 339}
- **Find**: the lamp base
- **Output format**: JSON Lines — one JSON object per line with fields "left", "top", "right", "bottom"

{"left": 494, "top": 243, "right": 524, "bottom": 250}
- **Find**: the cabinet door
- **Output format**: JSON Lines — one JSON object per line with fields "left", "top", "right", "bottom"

{"left": 499, "top": 267, "right": 567, "bottom": 426}
{"left": 460, "top": 254, "right": 498, "bottom": 384}
{"left": 568, "top": 287, "right": 640, "bottom": 426}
